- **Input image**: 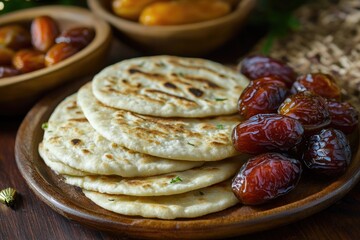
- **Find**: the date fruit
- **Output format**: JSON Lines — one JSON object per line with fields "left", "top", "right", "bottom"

{"left": 56, "top": 27, "right": 95, "bottom": 49}
{"left": 326, "top": 99, "right": 359, "bottom": 134}
{"left": 240, "top": 55, "right": 296, "bottom": 88}
{"left": 0, "top": 47, "right": 15, "bottom": 65}
{"left": 0, "top": 66, "right": 20, "bottom": 79}
{"left": 303, "top": 128, "right": 351, "bottom": 177}
{"left": 31, "top": 15, "right": 60, "bottom": 52}
{"left": 232, "top": 153, "right": 302, "bottom": 205}
{"left": 238, "top": 76, "right": 289, "bottom": 119}
{"left": 232, "top": 114, "right": 304, "bottom": 154}
{"left": 45, "top": 42, "right": 80, "bottom": 66}
{"left": 291, "top": 73, "right": 341, "bottom": 100}
{"left": 278, "top": 91, "right": 330, "bottom": 132}
{"left": 12, "top": 49, "right": 45, "bottom": 73}
{"left": 0, "top": 25, "right": 31, "bottom": 50}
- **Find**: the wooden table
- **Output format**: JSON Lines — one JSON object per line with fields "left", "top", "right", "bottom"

{"left": 1, "top": 25, "right": 360, "bottom": 240}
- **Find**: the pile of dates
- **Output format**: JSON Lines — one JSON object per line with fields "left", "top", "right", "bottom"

{"left": 0, "top": 15, "right": 95, "bottom": 79}
{"left": 231, "top": 55, "right": 359, "bottom": 205}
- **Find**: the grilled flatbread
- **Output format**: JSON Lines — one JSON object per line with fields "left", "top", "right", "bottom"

{"left": 83, "top": 181, "right": 239, "bottom": 219}
{"left": 64, "top": 158, "right": 246, "bottom": 196}
{"left": 42, "top": 94, "right": 203, "bottom": 177}
{"left": 78, "top": 83, "right": 241, "bottom": 161}
{"left": 92, "top": 56, "right": 249, "bottom": 117}
{"left": 39, "top": 143, "right": 92, "bottom": 176}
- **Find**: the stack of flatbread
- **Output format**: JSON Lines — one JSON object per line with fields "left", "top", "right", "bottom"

{"left": 39, "top": 56, "right": 249, "bottom": 219}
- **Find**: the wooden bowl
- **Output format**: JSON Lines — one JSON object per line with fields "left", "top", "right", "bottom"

{"left": 87, "top": 0, "right": 255, "bottom": 56}
{"left": 0, "top": 6, "right": 111, "bottom": 116}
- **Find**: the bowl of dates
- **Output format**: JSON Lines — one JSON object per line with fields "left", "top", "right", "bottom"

{"left": 0, "top": 6, "right": 111, "bottom": 115}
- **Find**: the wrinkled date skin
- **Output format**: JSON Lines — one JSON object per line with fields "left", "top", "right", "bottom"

{"left": 278, "top": 91, "right": 330, "bottom": 132}
{"left": 12, "top": 49, "right": 45, "bottom": 73}
{"left": 232, "top": 114, "right": 304, "bottom": 154}
{"left": 31, "top": 15, "right": 60, "bottom": 52}
{"left": 0, "top": 47, "right": 15, "bottom": 65}
{"left": 238, "top": 77, "right": 289, "bottom": 119}
{"left": 45, "top": 42, "right": 80, "bottom": 66}
{"left": 291, "top": 73, "right": 341, "bottom": 100}
{"left": 56, "top": 27, "right": 95, "bottom": 49}
{"left": 232, "top": 153, "right": 302, "bottom": 205}
{"left": 239, "top": 55, "right": 296, "bottom": 88}
{"left": 0, "top": 24, "right": 31, "bottom": 50}
{"left": 0, "top": 66, "right": 20, "bottom": 79}
{"left": 303, "top": 128, "right": 351, "bottom": 177}
{"left": 326, "top": 99, "right": 359, "bottom": 134}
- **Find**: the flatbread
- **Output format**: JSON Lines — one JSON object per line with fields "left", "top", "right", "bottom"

{"left": 92, "top": 56, "right": 249, "bottom": 117}
{"left": 64, "top": 158, "right": 246, "bottom": 196}
{"left": 39, "top": 143, "right": 92, "bottom": 176}
{"left": 42, "top": 94, "right": 203, "bottom": 177}
{"left": 83, "top": 181, "right": 238, "bottom": 219}
{"left": 78, "top": 83, "right": 241, "bottom": 161}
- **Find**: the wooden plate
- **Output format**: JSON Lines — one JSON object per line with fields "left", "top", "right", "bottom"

{"left": 15, "top": 79, "right": 360, "bottom": 239}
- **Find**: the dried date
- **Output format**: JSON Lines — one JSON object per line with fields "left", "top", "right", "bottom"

{"left": 232, "top": 152, "right": 302, "bottom": 205}
{"left": 56, "top": 27, "right": 95, "bottom": 49}
{"left": 303, "top": 128, "right": 351, "bottom": 177}
{"left": 0, "top": 24, "right": 31, "bottom": 50}
{"left": 45, "top": 42, "right": 80, "bottom": 66}
{"left": 232, "top": 114, "right": 304, "bottom": 154}
{"left": 31, "top": 15, "right": 60, "bottom": 52}
{"left": 326, "top": 99, "right": 359, "bottom": 134}
{"left": 238, "top": 76, "right": 289, "bottom": 119}
{"left": 0, "top": 66, "right": 20, "bottom": 79}
{"left": 239, "top": 55, "right": 296, "bottom": 88}
{"left": 0, "top": 47, "right": 15, "bottom": 65}
{"left": 12, "top": 49, "right": 45, "bottom": 73}
{"left": 278, "top": 91, "right": 331, "bottom": 132}
{"left": 291, "top": 73, "right": 341, "bottom": 100}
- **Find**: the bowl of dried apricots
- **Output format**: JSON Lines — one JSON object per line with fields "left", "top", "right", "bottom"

{"left": 0, "top": 6, "right": 111, "bottom": 115}
{"left": 87, "top": 0, "right": 255, "bottom": 55}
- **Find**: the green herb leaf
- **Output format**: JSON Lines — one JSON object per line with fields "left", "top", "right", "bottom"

{"left": 187, "top": 142, "right": 196, "bottom": 147}
{"left": 177, "top": 72, "right": 185, "bottom": 77}
{"left": 216, "top": 124, "right": 224, "bottom": 130}
{"left": 170, "top": 176, "right": 183, "bottom": 184}
{"left": 215, "top": 98, "right": 227, "bottom": 101}
{"left": 41, "top": 122, "right": 48, "bottom": 130}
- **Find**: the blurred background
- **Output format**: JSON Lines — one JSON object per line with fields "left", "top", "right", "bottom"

{"left": 0, "top": 0, "right": 310, "bottom": 53}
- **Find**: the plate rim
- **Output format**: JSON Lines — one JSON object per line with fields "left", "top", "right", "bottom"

{"left": 15, "top": 78, "right": 360, "bottom": 239}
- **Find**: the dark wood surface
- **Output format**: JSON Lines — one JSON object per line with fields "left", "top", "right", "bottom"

{"left": 1, "top": 23, "right": 360, "bottom": 240}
